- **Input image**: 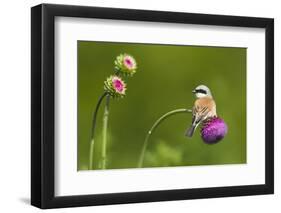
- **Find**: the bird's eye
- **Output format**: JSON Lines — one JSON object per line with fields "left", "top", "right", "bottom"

{"left": 196, "top": 89, "right": 207, "bottom": 94}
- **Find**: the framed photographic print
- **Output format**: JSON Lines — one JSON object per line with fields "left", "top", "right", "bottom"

{"left": 31, "top": 3, "right": 274, "bottom": 209}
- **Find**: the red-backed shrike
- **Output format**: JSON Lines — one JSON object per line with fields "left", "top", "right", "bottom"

{"left": 186, "top": 85, "right": 217, "bottom": 137}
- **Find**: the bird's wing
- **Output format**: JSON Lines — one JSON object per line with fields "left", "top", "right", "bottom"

{"left": 192, "top": 105, "right": 208, "bottom": 126}
{"left": 191, "top": 106, "right": 196, "bottom": 124}
{"left": 192, "top": 98, "right": 214, "bottom": 126}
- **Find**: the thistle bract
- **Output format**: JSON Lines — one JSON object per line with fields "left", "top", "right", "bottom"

{"left": 201, "top": 117, "right": 227, "bottom": 144}
{"left": 114, "top": 53, "right": 137, "bottom": 76}
{"left": 104, "top": 75, "right": 126, "bottom": 98}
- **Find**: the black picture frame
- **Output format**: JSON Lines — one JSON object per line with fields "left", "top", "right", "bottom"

{"left": 31, "top": 3, "right": 274, "bottom": 209}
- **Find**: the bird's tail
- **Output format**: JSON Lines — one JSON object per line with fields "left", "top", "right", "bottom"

{"left": 186, "top": 125, "right": 196, "bottom": 137}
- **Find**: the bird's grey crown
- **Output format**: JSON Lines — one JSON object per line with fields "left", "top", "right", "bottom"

{"left": 194, "top": 85, "right": 212, "bottom": 97}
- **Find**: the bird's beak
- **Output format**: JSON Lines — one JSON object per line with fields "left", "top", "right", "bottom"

{"left": 192, "top": 90, "right": 196, "bottom": 94}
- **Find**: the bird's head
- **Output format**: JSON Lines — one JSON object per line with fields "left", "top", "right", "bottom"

{"left": 192, "top": 85, "right": 212, "bottom": 98}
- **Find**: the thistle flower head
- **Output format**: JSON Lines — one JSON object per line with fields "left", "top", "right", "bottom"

{"left": 201, "top": 117, "right": 228, "bottom": 144}
{"left": 114, "top": 53, "right": 137, "bottom": 76}
{"left": 104, "top": 75, "right": 126, "bottom": 98}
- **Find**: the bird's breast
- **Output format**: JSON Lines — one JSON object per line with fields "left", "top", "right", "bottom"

{"left": 195, "top": 97, "right": 217, "bottom": 116}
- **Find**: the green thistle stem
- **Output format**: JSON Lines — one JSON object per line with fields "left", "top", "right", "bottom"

{"left": 89, "top": 92, "right": 107, "bottom": 170}
{"left": 137, "top": 108, "right": 192, "bottom": 168}
{"left": 101, "top": 94, "right": 110, "bottom": 169}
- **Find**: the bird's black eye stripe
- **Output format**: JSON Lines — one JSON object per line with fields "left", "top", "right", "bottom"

{"left": 195, "top": 89, "right": 207, "bottom": 94}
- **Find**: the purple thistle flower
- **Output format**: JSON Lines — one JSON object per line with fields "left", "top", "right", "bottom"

{"left": 201, "top": 117, "right": 228, "bottom": 144}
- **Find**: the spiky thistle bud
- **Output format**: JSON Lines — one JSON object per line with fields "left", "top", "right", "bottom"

{"left": 114, "top": 53, "right": 137, "bottom": 76}
{"left": 104, "top": 75, "right": 127, "bottom": 98}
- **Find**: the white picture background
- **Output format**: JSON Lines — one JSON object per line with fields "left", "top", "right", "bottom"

{"left": 55, "top": 17, "right": 265, "bottom": 196}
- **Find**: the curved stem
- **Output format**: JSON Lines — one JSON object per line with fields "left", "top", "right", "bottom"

{"left": 101, "top": 94, "right": 110, "bottom": 169}
{"left": 89, "top": 92, "right": 107, "bottom": 170}
{"left": 138, "top": 108, "right": 192, "bottom": 168}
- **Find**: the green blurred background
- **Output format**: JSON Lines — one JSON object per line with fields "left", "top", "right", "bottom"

{"left": 78, "top": 41, "right": 246, "bottom": 170}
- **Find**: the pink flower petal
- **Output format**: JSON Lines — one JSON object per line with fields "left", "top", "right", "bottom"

{"left": 123, "top": 56, "right": 136, "bottom": 70}
{"left": 112, "top": 77, "right": 125, "bottom": 93}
